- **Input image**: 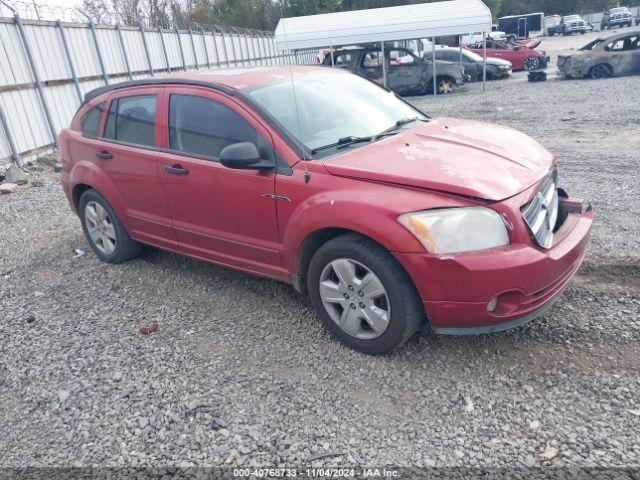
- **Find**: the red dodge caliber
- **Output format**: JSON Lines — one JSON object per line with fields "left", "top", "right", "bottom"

{"left": 59, "top": 66, "right": 593, "bottom": 354}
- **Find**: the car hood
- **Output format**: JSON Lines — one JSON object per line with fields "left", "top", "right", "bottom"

{"left": 322, "top": 118, "right": 554, "bottom": 202}
{"left": 515, "top": 39, "right": 542, "bottom": 49}
{"left": 483, "top": 57, "right": 512, "bottom": 67}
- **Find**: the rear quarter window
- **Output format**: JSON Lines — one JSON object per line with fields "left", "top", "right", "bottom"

{"left": 81, "top": 103, "right": 104, "bottom": 137}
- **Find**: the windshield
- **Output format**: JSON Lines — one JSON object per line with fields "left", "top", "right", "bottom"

{"left": 245, "top": 71, "right": 425, "bottom": 154}
{"left": 563, "top": 15, "right": 581, "bottom": 21}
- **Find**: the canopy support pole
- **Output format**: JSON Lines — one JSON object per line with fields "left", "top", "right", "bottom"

{"left": 330, "top": 45, "right": 334, "bottom": 66}
{"left": 432, "top": 36, "right": 437, "bottom": 96}
{"left": 381, "top": 42, "right": 387, "bottom": 88}
{"left": 482, "top": 32, "right": 487, "bottom": 92}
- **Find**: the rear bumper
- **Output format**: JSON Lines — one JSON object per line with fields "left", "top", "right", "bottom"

{"left": 394, "top": 201, "right": 593, "bottom": 334}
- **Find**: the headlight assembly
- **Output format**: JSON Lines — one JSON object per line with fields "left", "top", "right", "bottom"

{"left": 398, "top": 207, "right": 510, "bottom": 254}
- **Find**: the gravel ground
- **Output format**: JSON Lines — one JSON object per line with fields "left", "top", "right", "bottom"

{"left": 1, "top": 32, "right": 639, "bottom": 472}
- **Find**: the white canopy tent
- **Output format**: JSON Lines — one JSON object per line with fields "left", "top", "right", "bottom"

{"left": 275, "top": 0, "right": 493, "bottom": 94}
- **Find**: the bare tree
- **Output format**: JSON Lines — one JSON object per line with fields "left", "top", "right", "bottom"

{"left": 81, "top": 0, "right": 111, "bottom": 22}
{"left": 112, "top": 0, "right": 142, "bottom": 24}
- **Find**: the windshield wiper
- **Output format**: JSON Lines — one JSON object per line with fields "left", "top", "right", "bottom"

{"left": 310, "top": 117, "right": 427, "bottom": 154}
{"left": 311, "top": 131, "right": 398, "bottom": 154}
{"left": 378, "top": 116, "right": 428, "bottom": 136}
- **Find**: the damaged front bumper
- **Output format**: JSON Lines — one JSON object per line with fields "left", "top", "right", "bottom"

{"left": 394, "top": 196, "right": 593, "bottom": 335}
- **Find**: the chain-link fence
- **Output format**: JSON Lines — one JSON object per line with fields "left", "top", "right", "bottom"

{"left": 0, "top": 1, "right": 317, "bottom": 166}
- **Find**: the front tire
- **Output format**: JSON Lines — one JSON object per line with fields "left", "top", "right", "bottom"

{"left": 589, "top": 64, "right": 611, "bottom": 80}
{"left": 79, "top": 189, "right": 142, "bottom": 263}
{"left": 307, "top": 234, "right": 423, "bottom": 354}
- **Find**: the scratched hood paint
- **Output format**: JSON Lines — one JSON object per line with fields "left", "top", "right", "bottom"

{"left": 322, "top": 118, "right": 554, "bottom": 201}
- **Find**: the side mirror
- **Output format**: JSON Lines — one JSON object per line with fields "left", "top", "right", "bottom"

{"left": 220, "top": 142, "right": 273, "bottom": 171}
{"left": 513, "top": 46, "right": 521, "bottom": 51}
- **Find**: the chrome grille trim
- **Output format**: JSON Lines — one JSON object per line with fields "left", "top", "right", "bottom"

{"left": 522, "top": 171, "right": 559, "bottom": 249}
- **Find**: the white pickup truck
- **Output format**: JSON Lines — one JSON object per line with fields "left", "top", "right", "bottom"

{"left": 461, "top": 25, "right": 508, "bottom": 45}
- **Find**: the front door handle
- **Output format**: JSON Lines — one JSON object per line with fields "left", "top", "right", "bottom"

{"left": 164, "top": 165, "right": 189, "bottom": 176}
{"left": 95, "top": 151, "right": 113, "bottom": 160}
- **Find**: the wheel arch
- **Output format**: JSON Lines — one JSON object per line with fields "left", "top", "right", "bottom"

{"left": 68, "top": 160, "right": 130, "bottom": 229}
{"left": 72, "top": 183, "right": 93, "bottom": 211}
{"left": 292, "top": 227, "right": 418, "bottom": 295}
{"left": 589, "top": 63, "right": 614, "bottom": 77}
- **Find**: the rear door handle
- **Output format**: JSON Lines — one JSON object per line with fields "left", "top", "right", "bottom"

{"left": 95, "top": 151, "right": 113, "bottom": 160}
{"left": 164, "top": 165, "right": 189, "bottom": 176}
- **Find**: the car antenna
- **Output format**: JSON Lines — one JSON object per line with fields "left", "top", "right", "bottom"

{"left": 280, "top": 8, "right": 311, "bottom": 184}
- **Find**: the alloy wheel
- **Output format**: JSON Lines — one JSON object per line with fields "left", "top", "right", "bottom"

{"left": 84, "top": 201, "right": 117, "bottom": 255}
{"left": 524, "top": 57, "right": 540, "bottom": 71}
{"left": 318, "top": 258, "right": 391, "bottom": 340}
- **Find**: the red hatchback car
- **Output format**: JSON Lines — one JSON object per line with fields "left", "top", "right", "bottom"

{"left": 467, "top": 39, "right": 549, "bottom": 70}
{"left": 59, "top": 66, "right": 592, "bottom": 354}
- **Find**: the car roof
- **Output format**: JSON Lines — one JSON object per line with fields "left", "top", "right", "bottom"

{"left": 83, "top": 66, "right": 335, "bottom": 104}
{"left": 597, "top": 29, "right": 640, "bottom": 43}
{"left": 438, "top": 47, "right": 468, "bottom": 52}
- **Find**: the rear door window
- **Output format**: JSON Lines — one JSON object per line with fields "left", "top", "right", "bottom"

{"left": 168, "top": 94, "right": 257, "bottom": 160}
{"left": 81, "top": 103, "right": 104, "bottom": 137}
{"left": 104, "top": 95, "right": 157, "bottom": 147}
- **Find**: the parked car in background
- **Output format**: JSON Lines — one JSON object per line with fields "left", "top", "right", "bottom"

{"left": 546, "top": 15, "right": 562, "bottom": 36}
{"left": 432, "top": 47, "right": 512, "bottom": 80}
{"left": 322, "top": 46, "right": 465, "bottom": 95}
{"left": 559, "top": 15, "right": 589, "bottom": 35}
{"left": 466, "top": 39, "right": 549, "bottom": 71}
{"left": 59, "top": 66, "right": 593, "bottom": 353}
{"left": 557, "top": 30, "right": 640, "bottom": 79}
{"left": 601, "top": 7, "right": 633, "bottom": 29}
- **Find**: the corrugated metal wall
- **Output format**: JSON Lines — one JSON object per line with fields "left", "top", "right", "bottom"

{"left": 0, "top": 17, "right": 317, "bottom": 166}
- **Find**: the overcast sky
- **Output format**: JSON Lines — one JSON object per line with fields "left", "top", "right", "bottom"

{"left": 40, "top": 0, "right": 79, "bottom": 6}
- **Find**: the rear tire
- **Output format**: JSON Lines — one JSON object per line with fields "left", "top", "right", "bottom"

{"left": 436, "top": 77, "right": 455, "bottom": 94}
{"left": 79, "top": 189, "right": 142, "bottom": 264}
{"left": 523, "top": 56, "right": 541, "bottom": 71}
{"left": 307, "top": 234, "right": 424, "bottom": 354}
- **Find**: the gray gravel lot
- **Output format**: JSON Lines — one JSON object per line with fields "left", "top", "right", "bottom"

{"left": 1, "top": 32, "right": 639, "bottom": 471}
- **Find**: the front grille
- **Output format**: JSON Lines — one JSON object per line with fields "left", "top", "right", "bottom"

{"left": 522, "top": 171, "right": 559, "bottom": 249}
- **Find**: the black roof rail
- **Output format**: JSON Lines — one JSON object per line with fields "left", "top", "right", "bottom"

{"left": 82, "top": 78, "right": 236, "bottom": 105}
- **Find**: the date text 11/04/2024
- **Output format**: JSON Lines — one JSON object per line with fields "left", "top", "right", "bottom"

{"left": 232, "top": 468, "right": 399, "bottom": 477}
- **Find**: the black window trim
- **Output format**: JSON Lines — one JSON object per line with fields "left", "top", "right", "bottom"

{"left": 79, "top": 88, "right": 289, "bottom": 175}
